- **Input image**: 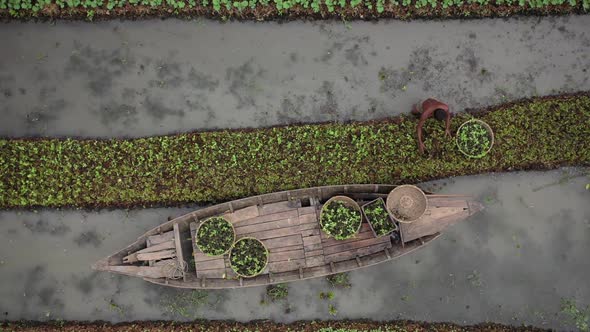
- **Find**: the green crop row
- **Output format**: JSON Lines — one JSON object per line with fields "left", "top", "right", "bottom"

{"left": 1, "top": 93, "right": 589, "bottom": 210}
{"left": 0, "top": 0, "right": 587, "bottom": 18}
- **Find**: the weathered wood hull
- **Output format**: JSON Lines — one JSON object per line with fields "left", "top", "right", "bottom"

{"left": 92, "top": 184, "right": 483, "bottom": 289}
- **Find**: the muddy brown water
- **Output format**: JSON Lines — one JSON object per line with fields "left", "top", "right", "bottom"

{"left": 0, "top": 169, "right": 588, "bottom": 330}
{"left": 0, "top": 15, "right": 589, "bottom": 331}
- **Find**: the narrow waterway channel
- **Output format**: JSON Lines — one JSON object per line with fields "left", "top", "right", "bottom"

{"left": 0, "top": 16, "right": 589, "bottom": 138}
{"left": 0, "top": 169, "right": 588, "bottom": 330}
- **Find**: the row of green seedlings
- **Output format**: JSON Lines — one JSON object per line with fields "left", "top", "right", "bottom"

{"left": 2, "top": 0, "right": 587, "bottom": 17}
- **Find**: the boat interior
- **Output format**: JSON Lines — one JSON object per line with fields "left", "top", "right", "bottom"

{"left": 92, "top": 184, "right": 483, "bottom": 289}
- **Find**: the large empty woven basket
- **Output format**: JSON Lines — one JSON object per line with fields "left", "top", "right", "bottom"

{"left": 386, "top": 185, "right": 427, "bottom": 223}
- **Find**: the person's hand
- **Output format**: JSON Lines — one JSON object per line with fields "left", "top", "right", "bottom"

{"left": 445, "top": 129, "right": 452, "bottom": 138}
{"left": 419, "top": 142, "right": 426, "bottom": 154}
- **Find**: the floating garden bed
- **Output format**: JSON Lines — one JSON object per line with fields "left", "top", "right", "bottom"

{"left": 229, "top": 237, "right": 268, "bottom": 277}
{"left": 195, "top": 216, "right": 235, "bottom": 256}
{"left": 0, "top": 92, "right": 589, "bottom": 210}
{"left": 361, "top": 198, "right": 397, "bottom": 237}
{"left": 320, "top": 196, "right": 362, "bottom": 240}
{"left": 456, "top": 119, "right": 494, "bottom": 159}
{"left": 0, "top": 0, "right": 587, "bottom": 21}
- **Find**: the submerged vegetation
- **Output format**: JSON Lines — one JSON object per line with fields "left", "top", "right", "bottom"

{"left": 160, "top": 290, "right": 210, "bottom": 318}
{"left": 561, "top": 299, "right": 589, "bottom": 332}
{"left": 1, "top": 93, "right": 589, "bottom": 210}
{"left": 327, "top": 272, "right": 352, "bottom": 288}
{"left": 0, "top": 0, "right": 587, "bottom": 20}
{"left": 266, "top": 283, "right": 289, "bottom": 302}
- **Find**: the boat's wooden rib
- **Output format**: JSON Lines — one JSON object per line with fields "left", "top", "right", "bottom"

{"left": 93, "top": 184, "right": 483, "bottom": 289}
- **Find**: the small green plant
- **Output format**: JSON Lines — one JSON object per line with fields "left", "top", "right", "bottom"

{"left": 456, "top": 119, "right": 493, "bottom": 158}
{"left": 319, "top": 291, "right": 335, "bottom": 300}
{"left": 229, "top": 237, "right": 268, "bottom": 277}
{"left": 106, "top": 298, "right": 125, "bottom": 316}
{"left": 328, "top": 304, "right": 338, "bottom": 316}
{"left": 320, "top": 200, "right": 362, "bottom": 240}
{"left": 561, "top": 299, "right": 590, "bottom": 332}
{"left": 363, "top": 198, "right": 396, "bottom": 236}
{"left": 196, "top": 217, "right": 235, "bottom": 256}
{"left": 326, "top": 273, "right": 351, "bottom": 289}
{"left": 266, "top": 283, "right": 289, "bottom": 302}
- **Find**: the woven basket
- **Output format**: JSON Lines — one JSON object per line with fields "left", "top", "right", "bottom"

{"left": 386, "top": 185, "right": 428, "bottom": 223}
{"left": 455, "top": 119, "right": 495, "bottom": 158}
{"left": 229, "top": 237, "right": 269, "bottom": 278}
{"left": 319, "top": 195, "right": 362, "bottom": 240}
{"left": 195, "top": 216, "right": 236, "bottom": 257}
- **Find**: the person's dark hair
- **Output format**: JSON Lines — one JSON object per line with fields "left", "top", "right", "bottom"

{"left": 434, "top": 109, "right": 447, "bottom": 121}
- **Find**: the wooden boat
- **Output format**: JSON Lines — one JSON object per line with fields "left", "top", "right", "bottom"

{"left": 92, "top": 184, "right": 483, "bottom": 289}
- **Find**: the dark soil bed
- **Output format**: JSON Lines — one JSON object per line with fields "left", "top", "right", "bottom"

{"left": 0, "top": 319, "right": 552, "bottom": 331}
{"left": 0, "top": 92, "right": 589, "bottom": 210}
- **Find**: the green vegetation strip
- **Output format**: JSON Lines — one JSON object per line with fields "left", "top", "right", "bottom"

{"left": 0, "top": 0, "right": 587, "bottom": 21}
{"left": 1, "top": 93, "right": 589, "bottom": 210}
{"left": 0, "top": 320, "right": 552, "bottom": 332}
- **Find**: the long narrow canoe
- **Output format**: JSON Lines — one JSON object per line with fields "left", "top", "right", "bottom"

{"left": 92, "top": 184, "right": 483, "bottom": 289}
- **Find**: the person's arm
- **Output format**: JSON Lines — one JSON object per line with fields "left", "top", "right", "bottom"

{"left": 417, "top": 117, "right": 426, "bottom": 154}
{"left": 417, "top": 109, "right": 434, "bottom": 154}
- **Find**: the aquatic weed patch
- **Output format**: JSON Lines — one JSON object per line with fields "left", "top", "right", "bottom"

{"left": 0, "top": 92, "right": 589, "bottom": 210}
{"left": 196, "top": 217, "right": 235, "bottom": 256}
{"left": 0, "top": 0, "right": 587, "bottom": 21}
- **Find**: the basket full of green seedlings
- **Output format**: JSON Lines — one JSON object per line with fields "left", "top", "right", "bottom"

{"left": 320, "top": 195, "right": 362, "bottom": 240}
{"left": 229, "top": 237, "right": 269, "bottom": 278}
{"left": 195, "top": 216, "right": 235, "bottom": 256}
{"left": 455, "top": 119, "right": 494, "bottom": 158}
{"left": 361, "top": 197, "right": 398, "bottom": 237}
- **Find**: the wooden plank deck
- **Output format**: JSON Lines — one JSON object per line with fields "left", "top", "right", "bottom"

{"left": 190, "top": 200, "right": 395, "bottom": 279}
{"left": 100, "top": 184, "right": 482, "bottom": 289}
{"left": 399, "top": 196, "right": 470, "bottom": 242}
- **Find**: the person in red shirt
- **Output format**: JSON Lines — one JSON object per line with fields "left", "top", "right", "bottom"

{"left": 411, "top": 98, "right": 452, "bottom": 154}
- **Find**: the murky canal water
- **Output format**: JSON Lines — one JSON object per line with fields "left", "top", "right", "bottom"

{"left": 0, "top": 16, "right": 589, "bottom": 137}
{"left": 0, "top": 169, "right": 588, "bottom": 330}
